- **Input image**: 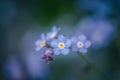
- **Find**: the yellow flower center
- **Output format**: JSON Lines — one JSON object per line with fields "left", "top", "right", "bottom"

{"left": 77, "top": 42, "right": 83, "bottom": 48}
{"left": 58, "top": 42, "right": 65, "bottom": 49}
{"left": 41, "top": 41, "right": 45, "bottom": 47}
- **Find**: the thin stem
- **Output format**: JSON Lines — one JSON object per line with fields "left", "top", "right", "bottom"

{"left": 78, "top": 52, "right": 109, "bottom": 80}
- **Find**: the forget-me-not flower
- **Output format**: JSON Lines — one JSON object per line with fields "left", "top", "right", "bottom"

{"left": 35, "top": 34, "right": 46, "bottom": 51}
{"left": 51, "top": 35, "right": 71, "bottom": 55}
{"left": 46, "top": 26, "right": 60, "bottom": 40}
{"left": 42, "top": 50, "right": 53, "bottom": 63}
{"left": 71, "top": 35, "right": 91, "bottom": 53}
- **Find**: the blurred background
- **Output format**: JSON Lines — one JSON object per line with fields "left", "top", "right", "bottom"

{"left": 0, "top": 0, "right": 120, "bottom": 80}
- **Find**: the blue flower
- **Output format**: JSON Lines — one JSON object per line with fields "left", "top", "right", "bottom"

{"left": 51, "top": 35, "right": 71, "bottom": 55}
{"left": 46, "top": 26, "right": 60, "bottom": 40}
{"left": 71, "top": 35, "right": 91, "bottom": 53}
{"left": 35, "top": 34, "right": 46, "bottom": 51}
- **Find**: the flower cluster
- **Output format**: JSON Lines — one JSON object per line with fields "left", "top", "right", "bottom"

{"left": 35, "top": 26, "right": 91, "bottom": 63}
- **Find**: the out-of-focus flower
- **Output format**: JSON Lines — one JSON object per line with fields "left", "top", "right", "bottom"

{"left": 91, "top": 20, "right": 116, "bottom": 48}
{"left": 46, "top": 26, "right": 60, "bottom": 40}
{"left": 76, "top": 0, "right": 113, "bottom": 17}
{"left": 42, "top": 50, "right": 53, "bottom": 63}
{"left": 51, "top": 35, "right": 71, "bottom": 55}
{"left": 35, "top": 34, "right": 46, "bottom": 51}
{"left": 3, "top": 56, "right": 24, "bottom": 79}
{"left": 75, "top": 17, "right": 116, "bottom": 49}
{"left": 20, "top": 29, "right": 50, "bottom": 78}
{"left": 71, "top": 35, "right": 91, "bottom": 53}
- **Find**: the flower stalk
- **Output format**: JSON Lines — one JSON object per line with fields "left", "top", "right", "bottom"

{"left": 78, "top": 52, "right": 109, "bottom": 80}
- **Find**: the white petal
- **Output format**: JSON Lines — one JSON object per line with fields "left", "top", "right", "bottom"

{"left": 50, "top": 33, "right": 57, "bottom": 38}
{"left": 46, "top": 32, "right": 57, "bottom": 39}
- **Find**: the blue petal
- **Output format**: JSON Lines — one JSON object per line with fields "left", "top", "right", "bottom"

{"left": 41, "top": 34, "right": 45, "bottom": 40}
{"left": 47, "top": 32, "right": 56, "bottom": 39}
{"left": 78, "top": 35, "right": 86, "bottom": 43}
{"left": 35, "top": 46, "right": 42, "bottom": 51}
{"left": 46, "top": 32, "right": 51, "bottom": 39}
{"left": 52, "top": 26, "right": 57, "bottom": 32}
{"left": 52, "top": 26, "right": 60, "bottom": 32}
{"left": 58, "top": 35, "right": 66, "bottom": 42}
{"left": 51, "top": 39, "right": 59, "bottom": 47}
{"left": 71, "top": 37, "right": 77, "bottom": 43}
{"left": 54, "top": 48, "right": 60, "bottom": 55}
{"left": 61, "top": 48, "right": 69, "bottom": 55}
{"left": 65, "top": 40, "right": 71, "bottom": 48}
{"left": 79, "top": 48, "right": 87, "bottom": 53}
{"left": 71, "top": 43, "right": 78, "bottom": 52}
{"left": 35, "top": 40, "right": 42, "bottom": 46}
{"left": 84, "top": 41, "right": 91, "bottom": 48}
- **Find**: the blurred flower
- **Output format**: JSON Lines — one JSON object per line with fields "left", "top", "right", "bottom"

{"left": 46, "top": 26, "right": 60, "bottom": 40}
{"left": 76, "top": 0, "right": 113, "bottom": 18}
{"left": 75, "top": 17, "right": 116, "bottom": 49}
{"left": 42, "top": 50, "right": 53, "bottom": 63}
{"left": 71, "top": 35, "right": 91, "bottom": 53}
{"left": 51, "top": 35, "right": 71, "bottom": 55}
{"left": 25, "top": 52, "right": 49, "bottom": 78}
{"left": 20, "top": 29, "right": 50, "bottom": 78}
{"left": 91, "top": 20, "right": 116, "bottom": 48}
{"left": 3, "top": 56, "right": 24, "bottom": 79}
{"left": 35, "top": 34, "right": 46, "bottom": 51}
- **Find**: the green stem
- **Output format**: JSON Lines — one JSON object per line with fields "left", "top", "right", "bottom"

{"left": 78, "top": 53, "right": 109, "bottom": 80}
